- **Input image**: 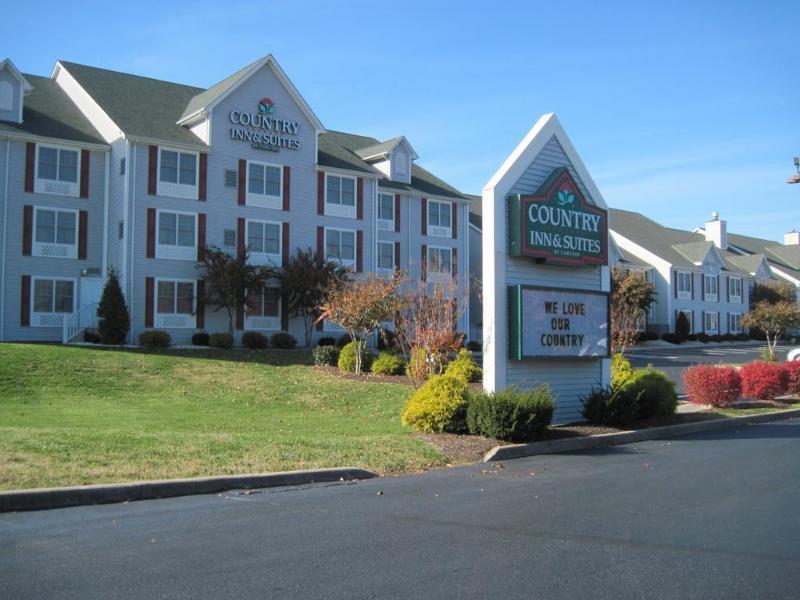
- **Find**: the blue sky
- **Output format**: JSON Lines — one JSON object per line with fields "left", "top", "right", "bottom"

{"left": 2, "top": 0, "right": 797, "bottom": 240}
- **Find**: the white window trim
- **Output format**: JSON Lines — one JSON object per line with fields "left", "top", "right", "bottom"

{"left": 154, "top": 278, "right": 196, "bottom": 329}
{"left": 155, "top": 209, "right": 197, "bottom": 262}
{"left": 246, "top": 160, "right": 283, "bottom": 209}
{"left": 729, "top": 277, "right": 742, "bottom": 304}
{"left": 377, "top": 192, "right": 395, "bottom": 231}
{"left": 245, "top": 286, "right": 282, "bottom": 332}
{"left": 730, "top": 312, "right": 742, "bottom": 334}
{"left": 32, "top": 206, "right": 79, "bottom": 259}
{"left": 325, "top": 173, "right": 357, "bottom": 219}
{"left": 376, "top": 240, "right": 395, "bottom": 274}
{"left": 30, "top": 276, "right": 76, "bottom": 327}
{"left": 157, "top": 147, "right": 199, "bottom": 200}
{"left": 677, "top": 271, "right": 692, "bottom": 300}
{"left": 428, "top": 199, "right": 452, "bottom": 238}
{"left": 704, "top": 275, "right": 718, "bottom": 302}
{"left": 427, "top": 245, "right": 453, "bottom": 281}
{"left": 325, "top": 227, "right": 357, "bottom": 268}
{"left": 704, "top": 311, "right": 719, "bottom": 334}
{"left": 246, "top": 219, "right": 282, "bottom": 267}
{"left": 34, "top": 143, "right": 81, "bottom": 197}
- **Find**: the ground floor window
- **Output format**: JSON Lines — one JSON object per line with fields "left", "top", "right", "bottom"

{"left": 246, "top": 287, "right": 281, "bottom": 331}
{"left": 31, "top": 277, "right": 75, "bottom": 327}
{"left": 325, "top": 228, "right": 355, "bottom": 267}
{"left": 730, "top": 312, "right": 742, "bottom": 334}
{"left": 704, "top": 311, "right": 719, "bottom": 334}
{"left": 155, "top": 279, "right": 195, "bottom": 328}
{"left": 427, "top": 246, "right": 453, "bottom": 278}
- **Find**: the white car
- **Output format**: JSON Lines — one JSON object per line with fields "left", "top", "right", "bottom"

{"left": 788, "top": 348, "right": 800, "bottom": 361}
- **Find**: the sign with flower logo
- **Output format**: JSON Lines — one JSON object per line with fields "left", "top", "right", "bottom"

{"left": 508, "top": 167, "right": 607, "bottom": 266}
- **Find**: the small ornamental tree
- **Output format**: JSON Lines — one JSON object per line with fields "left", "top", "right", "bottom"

{"left": 96, "top": 268, "right": 130, "bottom": 344}
{"left": 675, "top": 312, "right": 691, "bottom": 337}
{"left": 317, "top": 271, "right": 402, "bottom": 375}
{"left": 610, "top": 268, "right": 656, "bottom": 355}
{"left": 742, "top": 301, "right": 800, "bottom": 362}
{"left": 750, "top": 281, "right": 796, "bottom": 305}
{"left": 198, "top": 246, "right": 273, "bottom": 336}
{"left": 281, "top": 248, "right": 348, "bottom": 347}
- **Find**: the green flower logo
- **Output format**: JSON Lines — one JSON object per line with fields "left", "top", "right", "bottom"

{"left": 257, "top": 97, "right": 275, "bottom": 114}
{"left": 557, "top": 186, "right": 575, "bottom": 206}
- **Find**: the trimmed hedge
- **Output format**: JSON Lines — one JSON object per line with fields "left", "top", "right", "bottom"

{"left": 191, "top": 332, "right": 210, "bottom": 346}
{"left": 271, "top": 332, "right": 297, "bottom": 349}
{"left": 338, "top": 342, "right": 373, "bottom": 373}
{"left": 683, "top": 365, "right": 741, "bottom": 407}
{"left": 242, "top": 331, "right": 269, "bottom": 349}
{"left": 401, "top": 374, "right": 468, "bottom": 433}
{"left": 209, "top": 332, "right": 234, "bottom": 349}
{"left": 83, "top": 330, "right": 101, "bottom": 344}
{"left": 740, "top": 361, "right": 788, "bottom": 400}
{"left": 466, "top": 386, "right": 555, "bottom": 442}
{"left": 139, "top": 330, "right": 171, "bottom": 348}
{"left": 581, "top": 386, "right": 640, "bottom": 426}
{"left": 313, "top": 344, "right": 339, "bottom": 366}
{"left": 371, "top": 350, "right": 406, "bottom": 376}
{"left": 623, "top": 369, "right": 677, "bottom": 417}
{"left": 783, "top": 360, "right": 800, "bottom": 395}
{"left": 444, "top": 349, "right": 482, "bottom": 383}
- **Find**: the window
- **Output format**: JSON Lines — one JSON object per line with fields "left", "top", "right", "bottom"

{"left": 729, "top": 277, "right": 742, "bottom": 303}
{"left": 155, "top": 280, "right": 195, "bottom": 329}
{"left": 325, "top": 228, "right": 356, "bottom": 266}
{"left": 377, "top": 193, "right": 394, "bottom": 230}
{"left": 325, "top": 174, "right": 356, "bottom": 218}
{"left": 158, "top": 148, "right": 197, "bottom": 199}
{"left": 730, "top": 313, "right": 742, "bottom": 334}
{"left": 223, "top": 229, "right": 236, "bottom": 248}
{"left": 156, "top": 210, "right": 196, "bottom": 261}
{"left": 679, "top": 310, "right": 694, "bottom": 334}
{"left": 428, "top": 200, "right": 452, "bottom": 237}
{"left": 246, "top": 161, "right": 282, "bottom": 209}
{"left": 704, "top": 275, "right": 718, "bottom": 302}
{"left": 677, "top": 271, "right": 692, "bottom": 299}
{"left": 247, "top": 220, "right": 281, "bottom": 265}
{"left": 246, "top": 287, "right": 281, "bottom": 331}
{"left": 704, "top": 311, "right": 719, "bottom": 334}
{"left": 31, "top": 277, "right": 75, "bottom": 327}
{"left": 35, "top": 145, "right": 80, "bottom": 196}
{"left": 427, "top": 246, "right": 452, "bottom": 278}
{"left": 33, "top": 208, "right": 77, "bottom": 258}
{"left": 377, "top": 241, "right": 395, "bottom": 271}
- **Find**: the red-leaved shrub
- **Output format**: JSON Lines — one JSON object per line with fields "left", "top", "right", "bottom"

{"left": 740, "top": 361, "right": 788, "bottom": 400}
{"left": 682, "top": 365, "right": 741, "bottom": 407}
{"left": 782, "top": 360, "right": 800, "bottom": 395}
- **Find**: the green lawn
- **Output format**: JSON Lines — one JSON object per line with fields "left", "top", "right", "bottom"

{"left": 0, "top": 344, "right": 444, "bottom": 490}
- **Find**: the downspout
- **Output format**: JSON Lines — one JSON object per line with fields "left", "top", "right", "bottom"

{"left": 0, "top": 139, "right": 9, "bottom": 341}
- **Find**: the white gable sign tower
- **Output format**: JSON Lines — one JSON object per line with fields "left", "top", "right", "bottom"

{"left": 482, "top": 114, "right": 611, "bottom": 423}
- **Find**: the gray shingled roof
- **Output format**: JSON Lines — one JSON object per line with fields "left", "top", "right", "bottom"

{"left": 179, "top": 57, "right": 262, "bottom": 121}
{"left": 0, "top": 74, "right": 105, "bottom": 145}
{"left": 727, "top": 253, "right": 768, "bottom": 276}
{"left": 354, "top": 136, "right": 405, "bottom": 159}
{"left": 723, "top": 232, "right": 800, "bottom": 278}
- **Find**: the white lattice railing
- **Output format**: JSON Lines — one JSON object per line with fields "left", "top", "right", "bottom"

{"left": 62, "top": 302, "right": 98, "bottom": 344}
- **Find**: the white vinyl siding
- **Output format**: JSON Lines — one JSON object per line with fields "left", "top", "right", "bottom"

{"left": 35, "top": 144, "right": 80, "bottom": 196}
{"left": 377, "top": 193, "right": 394, "bottom": 230}
{"left": 156, "top": 210, "right": 197, "bottom": 261}
{"left": 246, "top": 287, "right": 281, "bottom": 332}
{"left": 31, "top": 277, "right": 75, "bottom": 327}
{"left": 247, "top": 220, "right": 282, "bottom": 266}
{"left": 377, "top": 241, "right": 395, "bottom": 272}
{"left": 33, "top": 207, "right": 78, "bottom": 259}
{"left": 246, "top": 161, "right": 282, "bottom": 209}
{"left": 158, "top": 148, "right": 198, "bottom": 199}
{"left": 677, "top": 271, "right": 692, "bottom": 299}
{"left": 428, "top": 200, "right": 451, "bottom": 237}
{"left": 325, "top": 228, "right": 356, "bottom": 267}
{"left": 325, "top": 174, "right": 356, "bottom": 218}
{"left": 155, "top": 279, "right": 196, "bottom": 329}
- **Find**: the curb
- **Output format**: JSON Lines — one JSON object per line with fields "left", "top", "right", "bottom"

{"left": 0, "top": 467, "right": 377, "bottom": 513}
{"left": 483, "top": 408, "right": 800, "bottom": 462}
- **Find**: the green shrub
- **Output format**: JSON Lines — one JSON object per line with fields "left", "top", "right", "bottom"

{"left": 271, "top": 332, "right": 297, "bottom": 349}
{"left": 97, "top": 268, "right": 130, "bottom": 345}
{"left": 317, "top": 336, "right": 336, "bottom": 347}
{"left": 338, "top": 341, "right": 374, "bottom": 373}
{"left": 139, "top": 330, "right": 171, "bottom": 348}
{"left": 444, "top": 348, "right": 482, "bottom": 383}
{"left": 312, "top": 344, "right": 339, "bottom": 366}
{"left": 621, "top": 369, "right": 678, "bottom": 418}
{"left": 401, "top": 374, "right": 468, "bottom": 433}
{"left": 242, "top": 331, "right": 269, "bottom": 349}
{"left": 335, "top": 334, "right": 352, "bottom": 348}
{"left": 581, "top": 386, "right": 640, "bottom": 426}
{"left": 676, "top": 312, "right": 691, "bottom": 337}
{"left": 191, "top": 332, "right": 209, "bottom": 346}
{"left": 466, "top": 386, "right": 555, "bottom": 441}
{"left": 209, "top": 332, "right": 234, "bottom": 349}
{"left": 611, "top": 353, "right": 635, "bottom": 390}
{"left": 83, "top": 330, "right": 101, "bottom": 344}
{"left": 371, "top": 350, "right": 407, "bottom": 376}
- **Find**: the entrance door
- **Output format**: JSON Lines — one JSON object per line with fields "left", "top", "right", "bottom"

{"left": 80, "top": 277, "right": 104, "bottom": 309}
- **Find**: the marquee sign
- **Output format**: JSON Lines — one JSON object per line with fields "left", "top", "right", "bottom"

{"left": 229, "top": 98, "right": 301, "bottom": 152}
{"left": 508, "top": 167, "right": 607, "bottom": 266}
{"left": 508, "top": 285, "right": 609, "bottom": 360}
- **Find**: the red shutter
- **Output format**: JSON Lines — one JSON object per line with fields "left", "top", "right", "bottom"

{"left": 394, "top": 194, "right": 401, "bottom": 232}
{"left": 356, "top": 231, "right": 363, "bottom": 273}
{"left": 421, "top": 198, "right": 427, "bottom": 235}
{"left": 283, "top": 165, "right": 291, "bottom": 211}
{"left": 452, "top": 204, "right": 458, "bottom": 239}
{"left": 196, "top": 279, "right": 205, "bottom": 329}
{"left": 701, "top": 274, "right": 705, "bottom": 301}
{"left": 394, "top": 241, "right": 400, "bottom": 271}
{"left": 281, "top": 294, "right": 289, "bottom": 331}
{"left": 238, "top": 159, "right": 246, "bottom": 206}
{"left": 452, "top": 247, "right": 457, "bottom": 278}
{"left": 237, "top": 217, "right": 245, "bottom": 260}
{"left": 356, "top": 177, "right": 364, "bottom": 220}
{"left": 24, "top": 143, "right": 35, "bottom": 193}
{"left": 421, "top": 244, "right": 427, "bottom": 281}
{"left": 673, "top": 271, "right": 678, "bottom": 299}
{"left": 145, "top": 277, "right": 154, "bottom": 328}
{"left": 148, "top": 145, "right": 158, "bottom": 196}
{"left": 317, "top": 172, "right": 325, "bottom": 215}
{"left": 701, "top": 311, "right": 706, "bottom": 333}
{"left": 78, "top": 210, "right": 88, "bottom": 260}
{"left": 22, "top": 205, "right": 33, "bottom": 256}
{"left": 80, "top": 149, "right": 90, "bottom": 198}
{"left": 726, "top": 277, "right": 730, "bottom": 302}
{"left": 20, "top": 275, "right": 31, "bottom": 327}
{"left": 197, "top": 213, "right": 206, "bottom": 262}
{"left": 198, "top": 153, "right": 207, "bottom": 201}
{"left": 282, "top": 222, "right": 290, "bottom": 268}
{"left": 146, "top": 208, "right": 156, "bottom": 258}
{"left": 317, "top": 226, "right": 324, "bottom": 259}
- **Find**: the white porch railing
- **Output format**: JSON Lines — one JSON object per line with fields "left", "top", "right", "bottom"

{"left": 62, "top": 302, "right": 99, "bottom": 344}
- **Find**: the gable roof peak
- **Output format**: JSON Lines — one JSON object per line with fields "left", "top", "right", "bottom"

{"left": 0, "top": 58, "right": 33, "bottom": 93}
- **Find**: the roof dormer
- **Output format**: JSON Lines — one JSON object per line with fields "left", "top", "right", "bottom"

{"left": 0, "top": 58, "right": 33, "bottom": 124}
{"left": 355, "top": 136, "right": 418, "bottom": 183}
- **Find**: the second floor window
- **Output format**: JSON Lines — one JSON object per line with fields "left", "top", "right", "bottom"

{"left": 38, "top": 146, "right": 78, "bottom": 183}
{"left": 704, "top": 275, "right": 718, "bottom": 301}
{"left": 677, "top": 272, "right": 692, "bottom": 299}
{"left": 35, "top": 208, "right": 76, "bottom": 244}
{"left": 428, "top": 200, "right": 451, "bottom": 237}
{"left": 325, "top": 174, "right": 356, "bottom": 218}
{"left": 158, "top": 148, "right": 197, "bottom": 199}
{"left": 326, "top": 228, "right": 355, "bottom": 266}
{"left": 156, "top": 211, "right": 196, "bottom": 261}
{"left": 729, "top": 277, "right": 742, "bottom": 302}
{"left": 247, "top": 221, "right": 281, "bottom": 264}
{"left": 247, "top": 162, "right": 282, "bottom": 208}
{"left": 378, "top": 193, "right": 394, "bottom": 230}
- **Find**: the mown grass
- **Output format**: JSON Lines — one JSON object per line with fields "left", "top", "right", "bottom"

{"left": 0, "top": 344, "right": 444, "bottom": 490}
